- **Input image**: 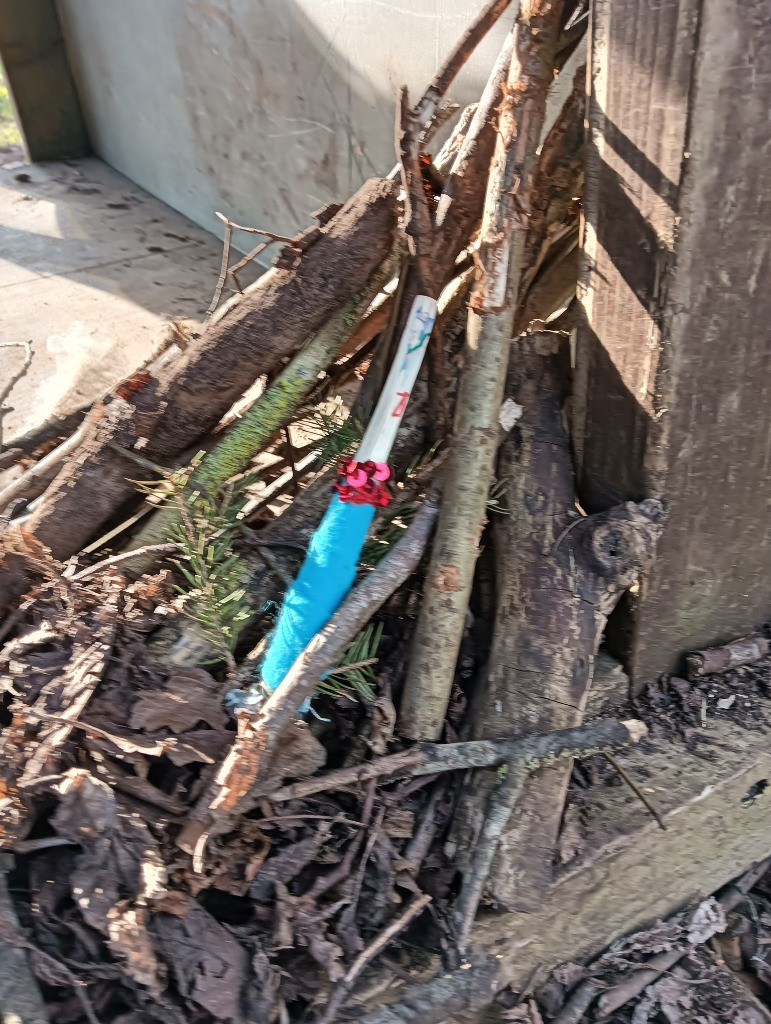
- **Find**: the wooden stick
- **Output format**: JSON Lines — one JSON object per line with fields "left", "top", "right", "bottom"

{"left": 454, "top": 763, "right": 527, "bottom": 949}
{"left": 70, "top": 543, "right": 178, "bottom": 581}
{"left": 315, "top": 894, "right": 432, "bottom": 1024}
{"left": 176, "top": 496, "right": 439, "bottom": 854}
{"left": 386, "top": 0, "right": 516, "bottom": 181}
{"left": 551, "top": 980, "right": 600, "bottom": 1024}
{"left": 401, "top": 0, "right": 566, "bottom": 741}
{"left": 686, "top": 633, "right": 770, "bottom": 679}
{"left": 0, "top": 418, "right": 89, "bottom": 511}
{"left": 266, "top": 719, "right": 647, "bottom": 802}
{"left": 207, "top": 216, "right": 233, "bottom": 316}
{"left": 412, "top": 0, "right": 514, "bottom": 133}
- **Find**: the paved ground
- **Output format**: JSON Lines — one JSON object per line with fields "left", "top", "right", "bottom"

{"left": 0, "top": 157, "right": 236, "bottom": 442}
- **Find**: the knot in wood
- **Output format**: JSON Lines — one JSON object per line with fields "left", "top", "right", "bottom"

{"left": 586, "top": 499, "right": 666, "bottom": 586}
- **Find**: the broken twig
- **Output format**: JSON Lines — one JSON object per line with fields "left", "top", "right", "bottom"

{"left": 686, "top": 633, "right": 770, "bottom": 679}
{"left": 315, "top": 893, "right": 432, "bottom": 1024}
{"left": 266, "top": 719, "right": 647, "bottom": 803}
{"left": 603, "top": 751, "right": 667, "bottom": 831}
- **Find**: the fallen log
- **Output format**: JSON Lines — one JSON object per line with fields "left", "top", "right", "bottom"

{"left": 452, "top": 332, "right": 664, "bottom": 910}
{"left": 25, "top": 179, "right": 400, "bottom": 560}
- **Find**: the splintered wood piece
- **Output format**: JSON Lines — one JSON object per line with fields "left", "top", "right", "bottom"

{"left": 686, "top": 633, "right": 770, "bottom": 680}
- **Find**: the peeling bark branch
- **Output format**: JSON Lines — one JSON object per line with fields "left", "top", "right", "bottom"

{"left": 400, "top": 0, "right": 565, "bottom": 742}
{"left": 26, "top": 180, "right": 399, "bottom": 560}
{"left": 265, "top": 718, "right": 646, "bottom": 803}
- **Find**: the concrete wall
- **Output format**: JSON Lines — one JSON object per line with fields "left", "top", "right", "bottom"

{"left": 53, "top": 1, "right": 500, "bottom": 245}
{"left": 55, "top": 1, "right": 579, "bottom": 253}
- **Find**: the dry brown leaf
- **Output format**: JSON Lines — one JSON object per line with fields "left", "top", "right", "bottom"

{"left": 130, "top": 668, "right": 226, "bottom": 733}
{"left": 154, "top": 897, "right": 250, "bottom": 1023}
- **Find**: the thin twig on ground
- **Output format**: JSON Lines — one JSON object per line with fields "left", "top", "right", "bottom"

{"left": 265, "top": 719, "right": 647, "bottom": 803}
{"left": 604, "top": 752, "right": 667, "bottom": 831}
{"left": 315, "top": 893, "right": 432, "bottom": 1024}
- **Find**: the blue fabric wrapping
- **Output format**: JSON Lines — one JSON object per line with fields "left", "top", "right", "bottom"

{"left": 260, "top": 495, "right": 375, "bottom": 691}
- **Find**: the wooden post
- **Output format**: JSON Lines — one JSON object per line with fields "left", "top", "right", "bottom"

{"left": 572, "top": 0, "right": 771, "bottom": 685}
{"left": 0, "top": 0, "right": 88, "bottom": 160}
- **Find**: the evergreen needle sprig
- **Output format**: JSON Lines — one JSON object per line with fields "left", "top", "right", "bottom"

{"left": 134, "top": 454, "right": 252, "bottom": 671}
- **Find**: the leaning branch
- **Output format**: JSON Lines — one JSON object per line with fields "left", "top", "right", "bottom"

{"left": 265, "top": 718, "right": 647, "bottom": 802}
{"left": 126, "top": 245, "right": 403, "bottom": 561}
{"left": 400, "top": 0, "right": 565, "bottom": 740}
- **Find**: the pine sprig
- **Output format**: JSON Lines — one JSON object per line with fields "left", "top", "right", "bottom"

{"left": 318, "top": 621, "right": 384, "bottom": 702}
{"left": 301, "top": 400, "right": 366, "bottom": 469}
{"left": 169, "top": 486, "right": 253, "bottom": 670}
{"left": 134, "top": 453, "right": 253, "bottom": 670}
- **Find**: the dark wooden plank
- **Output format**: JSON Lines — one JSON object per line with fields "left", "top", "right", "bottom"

{"left": 573, "top": 0, "right": 771, "bottom": 683}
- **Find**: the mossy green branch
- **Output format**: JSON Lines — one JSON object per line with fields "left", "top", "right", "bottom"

{"left": 126, "top": 245, "right": 402, "bottom": 560}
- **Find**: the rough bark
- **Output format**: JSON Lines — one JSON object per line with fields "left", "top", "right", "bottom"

{"left": 26, "top": 179, "right": 400, "bottom": 560}
{"left": 358, "top": 952, "right": 500, "bottom": 1024}
{"left": 126, "top": 244, "right": 404, "bottom": 560}
{"left": 514, "top": 62, "right": 585, "bottom": 330}
{"left": 265, "top": 718, "right": 645, "bottom": 803}
{"left": 453, "top": 332, "right": 664, "bottom": 910}
{"left": 400, "top": 0, "right": 565, "bottom": 742}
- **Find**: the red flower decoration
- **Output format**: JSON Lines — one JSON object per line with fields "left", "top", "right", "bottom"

{"left": 334, "top": 458, "right": 392, "bottom": 507}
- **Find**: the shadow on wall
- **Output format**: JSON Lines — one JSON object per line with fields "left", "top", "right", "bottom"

{"left": 57, "top": 0, "right": 509, "bottom": 246}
